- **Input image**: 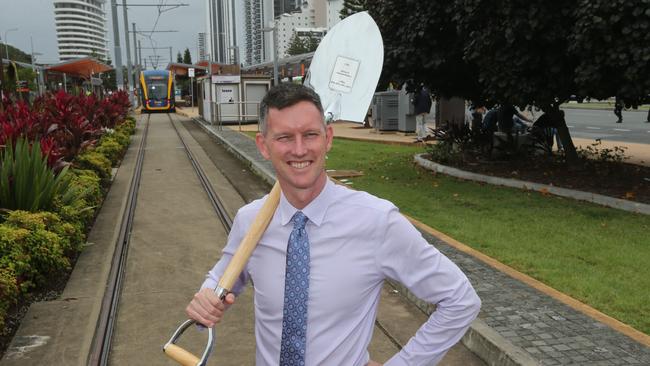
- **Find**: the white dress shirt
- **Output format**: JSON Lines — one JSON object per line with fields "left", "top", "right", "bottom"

{"left": 202, "top": 179, "right": 481, "bottom": 365}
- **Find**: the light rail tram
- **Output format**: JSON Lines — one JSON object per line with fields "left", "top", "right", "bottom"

{"left": 140, "top": 70, "right": 175, "bottom": 113}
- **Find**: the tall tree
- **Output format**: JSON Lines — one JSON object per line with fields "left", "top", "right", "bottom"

{"left": 176, "top": 51, "right": 183, "bottom": 63}
{"left": 339, "top": 0, "right": 367, "bottom": 19}
{"left": 305, "top": 35, "right": 320, "bottom": 53}
{"left": 286, "top": 33, "right": 308, "bottom": 56}
{"left": 183, "top": 48, "right": 192, "bottom": 65}
{"left": 367, "top": 1, "right": 480, "bottom": 100}
{"left": 569, "top": 0, "right": 650, "bottom": 108}
{"left": 368, "top": 0, "right": 650, "bottom": 168}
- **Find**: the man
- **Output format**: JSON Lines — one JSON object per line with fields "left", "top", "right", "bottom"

{"left": 413, "top": 84, "right": 433, "bottom": 142}
{"left": 613, "top": 97, "right": 623, "bottom": 123}
{"left": 497, "top": 104, "right": 533, "bottom": 133}
{"left": 186, "top": 83, "right": 481, "bottom": 365}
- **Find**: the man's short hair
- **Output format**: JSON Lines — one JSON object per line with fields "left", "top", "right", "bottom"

{"left": 258, "top": 83, "right": 325, "bottom": 135}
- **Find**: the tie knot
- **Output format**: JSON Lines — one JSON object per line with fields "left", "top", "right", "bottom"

{"left": 291, "top": 211, "right": 308, "bottom": 229}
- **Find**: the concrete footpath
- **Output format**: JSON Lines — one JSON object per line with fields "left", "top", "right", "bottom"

{"left": 179, "top": 107, "right": 650, "bottom": 366}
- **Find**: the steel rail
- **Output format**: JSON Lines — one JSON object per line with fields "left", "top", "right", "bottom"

{"left": 88, "top": 113, "right": 151, "bottom": 366}
{"left": 89, "top": 112, "right": 237, "bottom": 365}
{"left": 167, "top": 113, "right": 233, "bottom": 230}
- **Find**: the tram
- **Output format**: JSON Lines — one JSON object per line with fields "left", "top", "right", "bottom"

{"left": 140, "top": 70, "right": 175, "bottom": 113}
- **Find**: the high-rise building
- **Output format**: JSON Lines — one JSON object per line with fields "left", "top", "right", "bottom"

{"left": 206, "top": 0, "right": 242, "bottom": 64}
{"left": 326, "top": 0, "right": 343, "bottom": 29}
{"left": 274, "top": 0, "right": 302, "bottom": 18}
{"left": 54, "top": 0, "right": 108, "bottom": 61}
{"left": 275, "top": 7, "right": 316, "bottom": 57}
{"left": 198, "top": 32, "right": 207, "bottom": 62}
{"left": 243, "top": 0, "right": 264, "bottom": 65}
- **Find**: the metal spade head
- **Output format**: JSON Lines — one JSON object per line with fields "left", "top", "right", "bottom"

{"left": 304, "top": 12, "right": 384, "bottom": 123}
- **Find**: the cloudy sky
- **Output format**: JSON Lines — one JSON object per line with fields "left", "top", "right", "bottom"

{"left": 0, "top": 0, "right": 205, "bottom": 67}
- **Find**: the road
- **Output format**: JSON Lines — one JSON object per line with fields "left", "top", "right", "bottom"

{"left": 559, "top": 108, "right": 650, "bottom": 144}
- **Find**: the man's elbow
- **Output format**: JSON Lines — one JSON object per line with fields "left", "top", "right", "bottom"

{"left": 467, "top": 290, "right": 482, "bottom": 319}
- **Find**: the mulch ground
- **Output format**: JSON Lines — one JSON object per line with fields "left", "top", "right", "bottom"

{"left": 431, "top": 153, "right": 650, "bottom": 205}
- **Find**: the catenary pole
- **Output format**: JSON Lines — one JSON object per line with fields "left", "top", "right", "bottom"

{"left": 110, "top": 0, "right": 124, "bottom": 90}
{"left": 122, "top": 0, "right": 134, "bottom": 104}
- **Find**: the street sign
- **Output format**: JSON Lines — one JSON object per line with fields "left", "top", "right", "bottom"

{"left": 188, "top": 68, "right": 195, "bottom": 78}
{"left": 16, "top": 80, "right": 29, "bottom": 92}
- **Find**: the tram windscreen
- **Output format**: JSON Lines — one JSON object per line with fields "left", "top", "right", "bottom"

{"left": 147, "top": 82, "right": 168, "bottom": 100}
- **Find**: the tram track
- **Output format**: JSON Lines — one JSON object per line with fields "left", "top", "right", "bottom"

{"left": 89, "top": 113, "right": 243, "bottom": 365}
{"left": 88, "top": 113, "right": 151, "bottom": 366}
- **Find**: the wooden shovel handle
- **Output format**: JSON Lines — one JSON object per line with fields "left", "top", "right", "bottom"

{"left": 163, "top": 344, "right": 200, "bottom": 366}
{"left": 217, "top": 181, "right": 281, "bottom": 291}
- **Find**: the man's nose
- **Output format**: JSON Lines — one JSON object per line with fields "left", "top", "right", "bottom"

{"left": 292, "top": 136, "right": 308, "bottom": 156}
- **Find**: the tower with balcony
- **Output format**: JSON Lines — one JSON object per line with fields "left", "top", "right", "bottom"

{"left": 54, "top": 0, "right": 108, "bottom": 62}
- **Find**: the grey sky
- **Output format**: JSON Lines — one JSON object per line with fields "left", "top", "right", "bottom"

{"left": 0, "top": 0, "right": 205, "bottom": 68}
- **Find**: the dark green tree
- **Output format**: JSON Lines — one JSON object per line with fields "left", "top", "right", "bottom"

{"left": 569, "top": 0, "right": 650, "bottom": 108}
{"left": 305, "top": 35, "right": 320, "bottom": 53}
{"left": 183, "top": 48, "right": 192, "bottom": 65}
{"left": 367, "top": 1, "right": 481, "bottom": 100}
{"left": 339, "top": 0, "right": 367, "bottom": 19}
{"left": 176, "top": 51, "right": 183, "bottom": 63}
{"left": 286, "top": 33, "right": 308, "bottom": 56}
{"left": 368, "top": 0, "right": 650, "bottom": 167}
{"left": 3, "top": 44, "right": 33, "bottom": 63}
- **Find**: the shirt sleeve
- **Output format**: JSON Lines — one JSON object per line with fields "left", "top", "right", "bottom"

{"left": 375, "top": 208, "right": 481, "bottom": 366}
{"left": 200, "top": 211, "right": 251, "bottom": 296}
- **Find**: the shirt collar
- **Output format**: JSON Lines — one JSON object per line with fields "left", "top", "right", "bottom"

{"left": 278, "top": 178, "right": 335, "bottom": 227}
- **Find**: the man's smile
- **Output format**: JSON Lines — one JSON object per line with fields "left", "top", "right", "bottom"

{"left": 289, "top": 161, "right": 312, "bottom": 169}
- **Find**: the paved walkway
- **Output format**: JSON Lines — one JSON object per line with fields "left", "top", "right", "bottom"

{"left": 178, "top": 107, "right": 650, "bottom": 365}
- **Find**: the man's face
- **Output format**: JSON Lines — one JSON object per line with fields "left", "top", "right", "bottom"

{"left": 256, "top": 101, "right": 333, "bottom": 202}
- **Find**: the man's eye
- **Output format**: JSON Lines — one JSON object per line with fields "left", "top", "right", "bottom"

{"left": 277, "top": 136, "right": 289, "bottom": 141}
{"left": 305, "top": 132, "right": 319, "bottom": 138}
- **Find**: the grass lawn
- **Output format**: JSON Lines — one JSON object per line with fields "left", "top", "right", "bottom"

{"left": 561, "top": 102, "right": 650, "bottom": 111}
{"left": 325, "top": 138, "right": 650, "bottom": 335}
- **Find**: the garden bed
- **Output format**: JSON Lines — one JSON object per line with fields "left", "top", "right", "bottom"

{"left": 0, "top": 91, "right": 135, "bottom": 357}
{"left": 423, "top": 148, "right": 650, "bottom": 205}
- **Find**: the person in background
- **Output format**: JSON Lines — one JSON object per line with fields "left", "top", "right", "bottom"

{"left": 614, "top": 97, "right": 623, "bottom": 123}
{"left": 413, "top": 84, "right": 433, "bottom": 142}
{"left": 186, "top": 83, "right": 481, "bottom": 366}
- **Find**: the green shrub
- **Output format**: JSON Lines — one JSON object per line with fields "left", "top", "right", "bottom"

{"left": 0, "top": 266, "right": 18, "bottom": 330}
{"left": 74, "top": 151, "right": 111, "bottom": 184}
{"left": 116, "top": 118, "right": 136, "bottom": 136}
{"left": 70, "top": 169, "right": 103, "bottom": 208}
{"left": 0, "top": 138, "right": 77, "bottom": 211}
{"left": 96, "top": 136, "right": 123, "bottom": 166}
{"left": 112, "top": 130, "right": 131, "bottom": 148}
{"left": 1, "top": 211, "right": 78, "bottom": 286}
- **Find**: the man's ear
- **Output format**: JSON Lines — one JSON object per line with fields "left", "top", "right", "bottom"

{"left": 325, "top": 125, "right": 334, "bottom": 152}
{"left": 255, "top": 133, "right": 271, "bottom": 160}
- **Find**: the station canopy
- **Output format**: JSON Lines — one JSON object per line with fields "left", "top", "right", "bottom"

{"left": 166, "top": 62, "right": 206, "bottom": 77}
{"left": 46, "top": 57, "right": 112, "bottom": 79}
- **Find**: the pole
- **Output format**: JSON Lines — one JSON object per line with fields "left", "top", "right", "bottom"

{"left": 272, "top": 26, "right": 278, "bottom": 85}
{"left": 30, "top": 37, "right": 41, "bottom": 96}
{"left": 0, "top": 45, "right": 4, "bottom": 105}
{"left": 132, "top": 22, "right": 139, "bottom": 106}
{"left": 190, "top": 76, "right": 194, "bottom": 113}
{"left": 110, "top": 0, "right": 124, "bottom": 90}
{"left": 63, "top": 73, "right": 67, "bottom": 92}
{"left": 138, "top": 40, "right": 142, "bottom": 69}
{"left": 132, "top": 23, "right": 138, "bottom": 66}
{"left": 169, "top": 47, "right": 172, "bottom": 65}
{"left": 122, "top": 0, "right": 134, "bottom": 105}
{"left": 230, "top": 0, "right": 238, "bottom": 65}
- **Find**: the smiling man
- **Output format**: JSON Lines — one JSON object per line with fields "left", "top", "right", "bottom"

{"left": 186, "top": 83, "right": 481, "bottom": 366}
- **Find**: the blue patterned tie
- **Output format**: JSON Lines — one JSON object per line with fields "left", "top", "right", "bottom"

{"left": 279, "top": 211, "right": 310, "bottom": 366}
